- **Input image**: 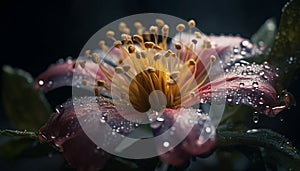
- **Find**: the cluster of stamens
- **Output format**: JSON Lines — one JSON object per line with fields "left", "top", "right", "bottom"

{"left": 76, "top": 19, "right": 216, "bottom": 112}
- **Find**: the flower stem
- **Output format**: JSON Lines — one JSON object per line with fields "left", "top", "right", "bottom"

{"left": 0, "top": 129, "right": 37, "bottom": 139}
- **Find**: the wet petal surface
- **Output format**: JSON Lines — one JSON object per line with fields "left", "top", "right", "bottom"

{"left": 187, "top": 61, "right": 290, "bottom": 116}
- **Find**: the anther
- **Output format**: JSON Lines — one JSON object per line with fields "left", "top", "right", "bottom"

{"left": 84, "top": 50, "right": 91, "bottom": 58}
{"left": 122, "top": 34, "right": 132, "bottom": 42}
{"left": 97, "top": 80, "right": 106, "bottom": 86}
{"left": 99, "top": 41, "right": 109, "bottom": 52}
{"left": 149, "top": 26, "right": 158, "bottom": 34}
{"left": 188, "top": 59, "right": 196, "bottom": 66}
{"left": 210, "top": 55, "right": 216, "bottom": 62}
{"left": 191, "top": 39, "right": 198, "bottom": 45}
{"left": 164, "top": 50, "right": 172, "bottom": 57}
{"left": 119, "top": 22, "right": 127, "bottom": 31}
{"left": 136, "top": 52, "right": 141, "bottom": 59}
{"left": 162, "top": 25, "right": 169, "bottom": 33}
{"left": 115, "top": 67, "right": 123, "bottom": 74}
{"left": 153, "top": 45, "right": 163, "bottom": 50}
{"left": 154, "top": 53, "right": 162, "bottom": 60}
{"left": 92, "top": 53, "right": 100, "bottom": 64}
{"left": 176, "top": 24, "right": 185, "bottom": 32}
{"left": 128, "top": 44, "right": 136, "bottom": 53}
{"left": 144, "top": 42, "right": 155, "bottom": 49}
{"left": 175, "top": 42, "right": 182, "bottom": 50}
{"left": 194, "top": 32, "right": 202, "bottom": 39}
{"left": 188, "top": 19, "right": 196, "bottom": 28}
{"left": 146, "top": 66, "right": 155, "bottom": 73}
{"left": 123, "top": 65, "right": 131, "bottom": 72}
{"left": 202, "top": 39, "right": 212, "bottom": 48}
{"left": 155, "top": 19, "right": 164, "bottom": 27}
{"left": 134, "top": 22, "right": 143, "bottom": 29}
{"left": 141, "top": 51, "right": 146, "bottom": 58}
{"left": 106, "top": 31, "right": 115, "bottom": 39}
{"left": 171, "top": 52, "right": 176, "bottom": 58}
{"left": 170, "top": 71, "right": 180, "bottom": 79}
{"left": 133, "top": 35, "right": 144, "bottom": 43}
{"left": 79, "top": 60, "right": 86, "bottom": 68}
{"left": 113, "top": 41, "right": 123, "bottom": 48}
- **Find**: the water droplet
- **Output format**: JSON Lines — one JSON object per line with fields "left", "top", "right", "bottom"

{"left": 239, "top": 82, "right": 245, "bottom": 88}
{"left": 163, "top": 141, "right": 170, "bottom": 148}
{"left": 241, "top": 40, "right": 250, "bottom": 47}
{"left": 55, "top": 105, "right": 64, "bottom": 114}
{"left": 280, "top": 117, "right": 284, "bottom": 122}
{"left": 151, "top": 121, "right": 163, "bottom": 129}
{"left": 233, "top": 47, "right": 239, "bottom": 54}
{"left": 38, "top": 79, "right": 45, "bottom": 86}
{"left": 263, "top": 62, "right": 270, "bottom": 70}
{"left": 100, "top": 117, "right": 106, "bottom": 123}
{"left": 156, "top": 117, "right": 164, "bottom": 122}
{"left": 252, "top": 82, "right": 259, "bottom": 88}
{"left": 47, "top": 80, "right": 53, "bottom": 87}
{"left": 253, "top": 111, "right": 259, "bottom": 124}
{"left": 259, "top": 70, "right": 264, "bottom": 76}
{"left": 240, "top": 50, "right": 246, "bottom": 56}
{"left": 246, "top": 129, "right": 258, "bottom": 133}
{"left": 227, "top": 98, "right": 233, "bottom": 102}
{"left": 258, "top": 97, "right": 264, "bottom": 105}
{"left": 205, "top": 127, "right": 212, "bottom": 133}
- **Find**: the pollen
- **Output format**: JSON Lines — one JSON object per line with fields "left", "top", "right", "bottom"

{"left": 88, "top": 19, "right": 216, "bottom": 112}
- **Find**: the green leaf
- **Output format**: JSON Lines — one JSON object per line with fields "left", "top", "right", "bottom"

{"left": 251, "top": 18, "right": 277, "bottom": 51}
{"left": 1, "top": 65, "right": 51, "bottom": 131}
{"left": 219, "top": 105, "right": 254, "bottom": 131}
{"left": 0, "top": 129, "right": 37, "bottom": 139}
{"left": 267, "top": 0, "right": 300, "bottom": 87}
{"left": 0, "top": 130, "right": 57, "bottom": 159}
{"left": 216, "top": 129, "right": 300, "bottom": 170}
{"left": 0, "top": 138, "right": 34, "bottom": 159}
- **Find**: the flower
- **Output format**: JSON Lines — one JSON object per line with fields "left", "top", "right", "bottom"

{"left": 35, "top": 18, "right": 290, "bottom": 170}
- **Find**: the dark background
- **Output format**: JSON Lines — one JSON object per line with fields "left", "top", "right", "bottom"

{"left": 1, "top": 0, "right": 299, "bottom": 170}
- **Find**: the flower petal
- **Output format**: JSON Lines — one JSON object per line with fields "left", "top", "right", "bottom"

{"left": 151, "top": 108, "right": 216, "bottom": 166}
{"left": 174, "top": 33, "right": 263, "bottom": 67}
{"left": 187, "top": 61, "right": 290, "bottom": 116}
{"left": 34, "top": 58, "right": 109, "bottom": 92}
{"left": 38, "top": 96, "right": 138, "bottom": 170}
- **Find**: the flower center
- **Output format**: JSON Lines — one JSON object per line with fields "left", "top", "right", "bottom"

{"left": 80, "top": 19, "right": 216, "bottom": 112}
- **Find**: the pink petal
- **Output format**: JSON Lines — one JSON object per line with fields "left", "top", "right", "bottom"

{"left": 34, "top": 58, "right": 109, "bottom": 92}
{"left": 151, "top": 108, "right": 216, "bottom": 166}
{"left": 174, "top": 33, "right": 263, "bottom": 67}
{"left": 186, "top": 61, "right": 290, "bottom": 116}
{"left": 38, "top": 96, "right": 137, "bottom": 170}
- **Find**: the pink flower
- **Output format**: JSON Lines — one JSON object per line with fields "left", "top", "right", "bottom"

{"left": 35, "top": 19, "right": 289, "bottom": 170}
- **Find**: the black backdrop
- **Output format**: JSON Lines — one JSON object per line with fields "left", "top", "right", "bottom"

{"left": 1, "top": 0, "right": 299, "bottom": 170}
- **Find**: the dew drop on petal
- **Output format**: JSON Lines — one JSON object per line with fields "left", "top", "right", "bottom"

{"left": 47, "top": 80, "right": 53, "bottom": 87}
{"left": 258, "top": 97, "right": 264, "bottom": 105}
{"left": 252, "top": 111, "right": 259, "bottom": 124}
{"left": 280, "top": 117, "right": 284, "bottom": 122}
{"left": 55, "top": 105, "right": 64, "bottom": 114}
{"left": 239, "top": 82, "right": 245, "bottom": 88}
{"left": 252, "top": 82, "right": 259, "bottom": 88}
{"left": 205, "top": 127, "right": 212, "bottom": 133}
{"left": 163, "top": 141, "right": 170, "bottom": 148}
{"left": 38, "top": 79, "right": 45, "bottom": 86}
{"left": 156, "top": 117, "right": 164, "bottom": 122}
